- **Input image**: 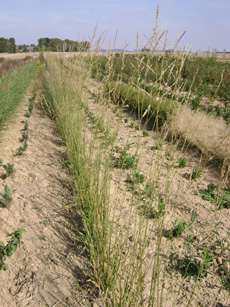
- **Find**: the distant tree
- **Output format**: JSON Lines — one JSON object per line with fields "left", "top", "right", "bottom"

{"left": 0, "top": 37, "right": 7, "bottom": 53}
{"left": 36, "top": 37, "right": 91, "bottom": 52}
{"left": 0, "top": 37, "right": 16, "bottom": 53}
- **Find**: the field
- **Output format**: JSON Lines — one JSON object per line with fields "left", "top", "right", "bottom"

{"left": 0, "top": 39, "right": 230, "bottom": 306}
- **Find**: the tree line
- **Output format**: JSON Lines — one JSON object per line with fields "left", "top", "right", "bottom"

{"left": 0, "top": 37, "right": 90, "bottom": 53}
{"left": 0, "top": 37, "right": 16, "bottom": 53}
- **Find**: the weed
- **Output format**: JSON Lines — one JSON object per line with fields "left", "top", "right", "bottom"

{"left": 191, "top": 166, "right": 202, "bottom": 180}
{"left": 143, "top": 130, "right": 149, "bottom": 137}
{"left": 201, "top": 184, "right": 230, "bottom": 209}
{"left": 135, "top": 125, "right": 140, "bottom": 130}
{"left": 114, "top": 144, "right": 137, "bottom": 169}
{"left": 2, "top": 163, "right": 14, "bottom": 176}
{"left": 0, "top": 185, "right": 12, "bottom": 208}
{"left": 177, "top": 157, "right": 187, "bottom": 168}
{"left": 133, "top": 172, "right": 145, "bottom": 184}
{"left": 0, "top": 228, "right": 26, "bottom": 270}
{"left": 168, "top": 220, "right": 186, "bottom": 240}
{"left": 124, "top": 118, "right": 128, "bottom": 123}
{"left": 179, "top": 250, "right": 213, "bottom": 280}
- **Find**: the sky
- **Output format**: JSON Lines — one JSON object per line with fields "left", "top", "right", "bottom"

{"left": 0, "top": 0, "right": 229, "bottom": 52}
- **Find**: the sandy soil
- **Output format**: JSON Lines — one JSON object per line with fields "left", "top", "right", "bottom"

{"left": 0, "top": 88, "right": 95, "bottom": 306}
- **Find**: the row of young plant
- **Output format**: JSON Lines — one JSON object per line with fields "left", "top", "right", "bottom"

{"left": 0, "top": 92, "right": 36, "bottom": 270}
{"left": 87, "top": 52, "right": 230, "bottom": 123}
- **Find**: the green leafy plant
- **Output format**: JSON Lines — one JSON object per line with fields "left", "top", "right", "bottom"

{"left": 179, "top": 250, "right": 213, "bottom": 281}
{"left": 114, "top": 144, "right": 137, "bottom": 169}
{"left": 177, "top": 157, "right": 187, "bottom": 168}
{"left": 168, "top": 220, "right": 186, "bottom": 240}
{"left": 0, "top": 228, "right": 26, "bottom": 270}
{"left": 191, "top": 166, "right": 202, "bottom": 180}
{"left": 24, "top": 112, "right": 31, "bottom": 118}
{"left": 0, "top": 185, "right": 12, "bottom": 208}
{"left": 201, "top": 184, "right": 230, "bottom": 209}
{"left": 2, "top": 163, "right": 14, "bottom": 176}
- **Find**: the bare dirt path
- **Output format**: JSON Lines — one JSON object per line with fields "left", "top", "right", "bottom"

{"left": 0, "top": 89, "right": 93, "bottom": 306}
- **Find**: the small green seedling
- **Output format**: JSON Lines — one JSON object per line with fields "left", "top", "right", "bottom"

{"left": 3, "top": 163, "right": 14, "bottom": 176}
{"left": 178, "top": 157, "right": 187, "bottom": 168}
{"left": 24, "top": 112, "right": 31, "bottom": 118}
{"left": 191, "top": 166, "right": 202, "bottom": 180}
{"left": 0, "top": 228, "right": 26, "bottom": 270}
{"left": 29, "top": 93, "right": 36, "bottom": 103}
{"left": 28, "top": 102, "right": 34, "bottom": 113}
{"left": 20, "top": 130, "right": 29, "bottom": 142}
{"left": 168, "top": 220, "right": 186, "bottom": 240}
{"left": 16, "top": 141, "right": 28, "bottom": 156}
{"left": 22, "top": 121, "right": 29, "bottom": 131}
{"left": 0, "top": 185, "right": 12, "bottom": 208}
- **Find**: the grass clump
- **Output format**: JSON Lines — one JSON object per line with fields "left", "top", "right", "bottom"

{"left": 0, "top": 61, "right": 37, "bottom": 130}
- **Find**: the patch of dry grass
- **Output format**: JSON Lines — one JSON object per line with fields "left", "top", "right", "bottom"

{"left": 171, "top": 105, "right": 230, "bottom": 161}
